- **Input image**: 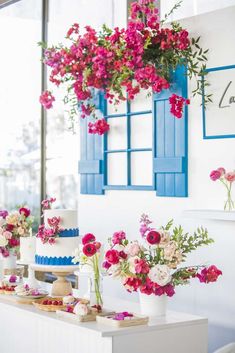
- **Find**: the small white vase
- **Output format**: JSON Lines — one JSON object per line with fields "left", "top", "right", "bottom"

{"left": 139, "top": 292, "right": 168, "bottom": 317}
{"left": 3, "top": 253, "right": 17, "bottom": 270}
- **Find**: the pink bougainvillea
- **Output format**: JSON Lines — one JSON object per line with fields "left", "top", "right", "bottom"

{"left": 39, "top": 0, "right": 208, "bottom": 135}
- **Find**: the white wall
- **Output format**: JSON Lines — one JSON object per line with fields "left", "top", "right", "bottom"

{"left": 78, "top": 5, "right": 235, "bottom": 352}
{"left": 161, "top": 0, "right": 235, "bottom": 20}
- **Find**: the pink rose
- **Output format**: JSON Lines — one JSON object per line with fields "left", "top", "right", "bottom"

{"left": 197, "top": 265, "right": 222, "bottom": 283}
{"left": 210, "top": 170, "right": 221, "bottom": 181}
{"left": 224, "top": 172, "right": 235, "bottom": 183}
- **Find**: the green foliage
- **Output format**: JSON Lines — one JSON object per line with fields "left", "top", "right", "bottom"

{"left": 171, "top": 225, "right": 214, "bottom": 260}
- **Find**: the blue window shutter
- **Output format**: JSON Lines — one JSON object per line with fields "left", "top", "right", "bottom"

{"left": 153, "top": 65, "right": 188, "bottom": 197}
{"left": 79, "top": 92, "right": 106, "bottom": 195}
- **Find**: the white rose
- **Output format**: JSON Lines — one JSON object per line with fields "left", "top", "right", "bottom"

{"left": 149, "top": 264, "right": 171, "bottom": 286}
{"left": 74, "top": 303, "right": 89, "bottom": 316}
{"left": 0, "top": 235, "right": 8, "bottom": 247}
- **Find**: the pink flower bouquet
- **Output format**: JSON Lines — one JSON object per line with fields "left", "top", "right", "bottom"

{"left": 103, "top": 215, "right": 222, "bottom": 298}
{"left": 0, "top": 207, "right": 33, "bottom": 257}
{"left": 210, "top": 167, "right": 235, "bottom": 211}
{"left": 72, "top": 234, "right": 103, "bottom": 306}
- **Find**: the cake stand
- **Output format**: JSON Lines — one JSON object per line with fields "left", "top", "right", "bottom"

{"left": 30, "top": 264, "right": 80, "bottom": 296}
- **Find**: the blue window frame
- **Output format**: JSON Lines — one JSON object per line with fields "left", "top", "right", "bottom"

{"left": 103, "top": 99, "right": 154, "bottom": 191}
{"left": 79, "top": 65, "right": 188, "bottom": 197}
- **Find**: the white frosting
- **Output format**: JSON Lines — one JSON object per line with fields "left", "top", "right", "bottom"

{"left": 44, "top": 209, "right": 78, "bottom": 229}
{"left": 63, "top": 295, "right": 75, "bottom": 305}
{"left": 36, "top": 237, "right": 79, "bottom": 258}
{"left": 20, "top": 237, "right": 36, "bottom": 263}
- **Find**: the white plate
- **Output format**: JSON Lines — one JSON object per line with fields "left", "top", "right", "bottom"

{"left": 16, "top": 290, "right": 48, "bottom": 300}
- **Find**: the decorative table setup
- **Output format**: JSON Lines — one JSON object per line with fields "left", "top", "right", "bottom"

{"left": 0, "top": 291, "right": 208, "bottom": 353}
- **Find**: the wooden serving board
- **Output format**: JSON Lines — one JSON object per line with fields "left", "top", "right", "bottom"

{"left": 33, "top": 297, "right": 66, "bottom": 312}
{"left": 56, "top": 309, "right": 115, "bottom": 323}
{"left": 96, "top": 314, "right": 149, "bottom": 328}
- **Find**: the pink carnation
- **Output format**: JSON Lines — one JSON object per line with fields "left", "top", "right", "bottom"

{"left": 224, "top": 172, "right": 235, "bottom": 183}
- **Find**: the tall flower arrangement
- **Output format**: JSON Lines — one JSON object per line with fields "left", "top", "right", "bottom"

{"left": 103, "top": 215, "right": 222, "bottom": 297}
{"left": 39, "top": 0, "right": 209, "bottom": 134}
{"left": 0, "top": 208, "right": 33, "bottom": 257}
{"left": 72, "top": 233, "right": 103, "bottom": 306}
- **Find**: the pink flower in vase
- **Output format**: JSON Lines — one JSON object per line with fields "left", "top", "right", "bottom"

{"left": 217, "top": 167, "right": 226, "bottom": 176}
{"left": 83, "top": 243, "right": 97, "bottom": 257}
{"left": 19, "top": 207, "right": 31, "bottom": 218}
{"left": 82, "top": 233, "right": 96, "bottom": 245}
{"left": 105, "top": 249, "right": 120, "bottom": 265}
{"left": 224, "top": 172, "right": 235, "bottom": 183}
{"left": 3, "top": 231, "right": 12, "bottom": 240}
{"left": 210, "top": 169, "right": 222, "bottom": 181}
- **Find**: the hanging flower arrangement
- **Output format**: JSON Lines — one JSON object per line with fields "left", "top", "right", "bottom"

{"left": 39, "top": 0, "right": 209, "bottom": 135}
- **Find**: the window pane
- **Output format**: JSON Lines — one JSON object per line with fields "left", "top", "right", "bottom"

{"left": 0, "top": 0, "right": 41, "bottom": 230}
{"left": 107, "top": 99, "right": 127, "bottom": 115}
{"left": 107, "top": 117, "right": 127, "bottom": 150}
{"left": 131, "top": 114, "right": 152, "bottom": 149}
{"left": 130, "top": 89, "right": 152, "bottom": 112}
{"left": 131, "top": 152, "right": 152, "bottom": 186}
{"left": 107, "top": 153, "right": 127, "bottom": 185}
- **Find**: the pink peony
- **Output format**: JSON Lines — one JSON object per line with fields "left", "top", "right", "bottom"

{"left": 210, "top": 170, "right": 221, "bottom": 181}
{"left": 224, "top": 172, "right": 235, "bottom": 183}
{"left": 146, "top": 230, "right": 161, "bottom": 245}
{"left": 197, "top": 265, "right": 222, "bottom": 283}
{"left": 83, "top": 243, "right": 97, "bottom": 257}
{"left": 112, "top": 231, "right": 126, "bottom": 245}
{"left": 105, "top": 249, "right": 120, "bottom": 265}
{"left": 82, "top": 233, "right": 96, "bottom": 245}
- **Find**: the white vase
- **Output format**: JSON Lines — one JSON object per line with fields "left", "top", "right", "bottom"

{"left": 139, "top": 292, "right": 168, "bottom": 317}
{"left": 3, "top": 253, "right": 17, "bottom": 270}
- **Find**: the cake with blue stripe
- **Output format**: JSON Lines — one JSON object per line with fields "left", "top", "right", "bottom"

{"left": 35, "top": 209, "right": 79, "bottom": 266}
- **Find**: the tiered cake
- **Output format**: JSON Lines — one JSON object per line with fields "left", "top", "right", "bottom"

{"left": 35, "top": 210, "right": 79, "bottom": 266}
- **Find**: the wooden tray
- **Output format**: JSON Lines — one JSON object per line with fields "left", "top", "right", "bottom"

{"left": 56, "top": 309, "right": 115, "bottom": 323}
{"left": 96, "top": 313, "right": 149, "bottom": 328}
{"left": 33, "top": 297, "right": 66, "bottom": 312}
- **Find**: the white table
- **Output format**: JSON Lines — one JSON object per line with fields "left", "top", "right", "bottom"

{"left": 0, "top": 294, "right": 208, "bottom": 353}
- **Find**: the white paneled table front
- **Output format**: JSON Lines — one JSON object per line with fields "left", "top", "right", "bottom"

{"left": 0, "top": 296, "right": 208, "bottom": 353}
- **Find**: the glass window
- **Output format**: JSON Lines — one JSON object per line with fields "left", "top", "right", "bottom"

{"left": 104, "top": 90, "right": 153, "bottom": 189}
{"left": 0, "top": 0, "right": 42, "bottom": 231}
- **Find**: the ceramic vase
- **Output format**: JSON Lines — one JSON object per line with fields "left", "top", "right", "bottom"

{"left": 139, "top": 292, "right": 168, "bottom": 317}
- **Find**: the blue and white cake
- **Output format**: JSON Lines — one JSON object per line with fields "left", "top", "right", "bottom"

{"left": 35, "top": 209, "right": 79, "bottom": 266}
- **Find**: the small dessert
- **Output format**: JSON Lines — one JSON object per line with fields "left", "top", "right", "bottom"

{"left": 4, "top": 286, "right": 16, "bottom": 295}
{"left": 73, "top": 302, "right": 89, "bottom": 316}
{"left": 91, "top": 304, "right": 102, "bottom": 314}
{"left": 41, "top": 299, "right": 63, "bottom": 306}
{"left": 63, "top": 295, "right": 76, "bottom": 306}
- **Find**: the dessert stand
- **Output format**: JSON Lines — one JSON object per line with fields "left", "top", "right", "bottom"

{"left": 30, "top": 264, "right": 80, "bottom": 296}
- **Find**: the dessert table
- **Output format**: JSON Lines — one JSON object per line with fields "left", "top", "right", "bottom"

{"left": 0, "top": 292, "right": 208, "bottom": 353}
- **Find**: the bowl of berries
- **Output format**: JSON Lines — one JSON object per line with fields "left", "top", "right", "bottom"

{"left": 33, "top": 297, "right": 66, "bottom": 312}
